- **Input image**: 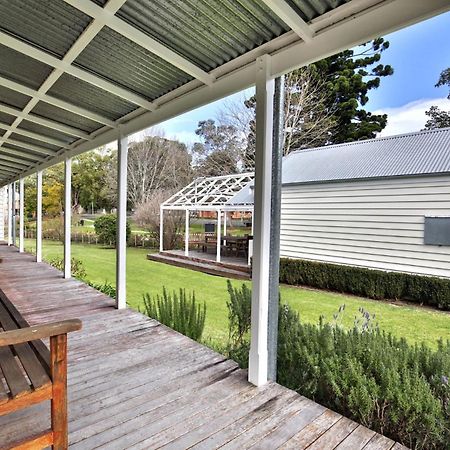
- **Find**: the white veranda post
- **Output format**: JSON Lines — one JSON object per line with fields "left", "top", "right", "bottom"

{"left": 116, "top": 134, "right": 128, "bottom": 309}
{"left": 36, "top": 170, "right": 43, "bottom": 263}
{"left": 216, "top": 209, "right": 221, "bottom": 263}
{"left": 19, "top": 178, "right": 24, "bottom": 253}
{"left": 7, "top": 183, "right": 12, "bottom": 246}
{"left": 185, "top": 209, "right": 189, "bottom": 257}
{"left": 248, "top": 55, "right": 274, "bottom": 386}
{"left": 64, "top": 157, "right": 72, "bottom": 278}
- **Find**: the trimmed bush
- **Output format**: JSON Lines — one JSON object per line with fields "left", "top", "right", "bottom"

{"left": 225, "top": 282, "right": 450, "bottom": 449}
{"left": 142, "top": 287, "right": 206, "bottom": 341}
{"left": 94, "top": 214, "right": 131, "bottom": 247}
{"left": 279, "top": 258, "right": 450, "bottom": 310}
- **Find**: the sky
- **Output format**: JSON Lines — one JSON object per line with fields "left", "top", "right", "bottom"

{"left": 131, "top": 10, "right": 450, "bottom": 145}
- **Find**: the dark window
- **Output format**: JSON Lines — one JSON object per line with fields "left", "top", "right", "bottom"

{"left": 424, "top": 217, "right": 450, "bottom": 246}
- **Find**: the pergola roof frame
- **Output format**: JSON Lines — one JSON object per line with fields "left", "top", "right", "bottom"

{"left": 162, "top": 172, "right": 255, "bottom": 211}
{"left": 0, "top": 0, "right": 448, "bottom": 186}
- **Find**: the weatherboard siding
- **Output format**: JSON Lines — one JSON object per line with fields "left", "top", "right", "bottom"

{"left": 280, "top": 175, "right": 450, "bottom": 278}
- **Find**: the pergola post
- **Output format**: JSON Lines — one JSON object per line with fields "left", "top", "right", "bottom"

{"left": 63, "top": 157, "right": 71, "bottom": 278}
{"left": 159, "top": 207, "right": 164, "bottom": 252}
{"left": 184, "top": 209, "right": 189, "bottom": 257}
{"left": 116, "top": 133, "right": 128, "bottom": 309}
{"left": 19, "top": 177, "right": 24, "bottom": 253}
{"left": 223, "top": 211, "right": 227, "bottom": 239}
{"left": 216, "top": 209, "right": 221, "bottom": 263}
{"left": 248, "top": 54, "right": 274, "bottom": 386}
{"left": 36, "top": 170, "right": 43, "bottom": 263}
{"left": 7, "top": 183, "right": 12, "bottom": 246}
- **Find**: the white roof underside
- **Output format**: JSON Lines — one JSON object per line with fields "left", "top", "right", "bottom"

{"left": 0, "top": 0, "right": 449, "bottom": 186}
{"left": 162, "top": 172, "right": 254, "bottom": 210}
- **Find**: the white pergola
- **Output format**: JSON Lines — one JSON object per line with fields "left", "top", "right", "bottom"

{"left": 161, "top": 172, "right": 254, "bottom": 263}
{"left": 1, "top": 0, "right": 448, "bottom": 387}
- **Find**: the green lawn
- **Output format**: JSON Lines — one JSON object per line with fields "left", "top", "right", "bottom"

{"left": 24, "top": 239, "right": 450, "bottom": 348}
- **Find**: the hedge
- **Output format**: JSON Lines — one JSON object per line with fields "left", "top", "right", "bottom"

{"left": 279, "top": 258, "right": 450, "bottom": 310}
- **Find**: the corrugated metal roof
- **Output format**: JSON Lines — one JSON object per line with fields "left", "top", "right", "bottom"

{"left": 283, "top": 127, "right": 450, "bottom": 184}
{"left": 47, "top": 74, "right": 138, "bottom": 121}
{"left": 18, "top": 121, "right": 77, "bottom": 145}
{"left": 0, "top": 45, "right": 53, "bottom": 90}
{"left": 0, "top": 112, "right": 15, "bottom": 127}
{"left": 9, "top": 134, "right": 60, "bottom": 152}
{"left": 29, "top": 103, "right": 102, "bottom": 134}
{"left": 0, "top": 0, "right": 92, "bottom": 58}
{"left": 287, "top": 0, "right": 351, "bottom": 21}
{"left": 116, "top": 0, "right": 290, "bottom": 71}
{"left": 0, "top": 86, "right": 31, "bottom": 110}
{"left": 74, "top": 27, "right": 192, "bottom": 100}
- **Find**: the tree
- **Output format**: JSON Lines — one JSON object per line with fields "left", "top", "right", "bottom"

{"left": 72, "top": 151, "right": 114, "bottom": 213}
{"left": 118, "top": 133, "right": 192, "bottom": 209}
{"left": 94, "top": 214, "right": 130, "bottom": 247}
{"left": 436, "top": 67, "right": 450, "bottom": 98}
{"left": 423, "top": 67, "right": 450, "bottom": 130}
{"left": 423, "top": 105, "right": 450, "bottom": 130}
{"left": 193, "top": 119, "right": 244, "bottom": 176}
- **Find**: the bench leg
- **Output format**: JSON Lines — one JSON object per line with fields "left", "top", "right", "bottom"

{"left": 50, "top": 334, "right": 68, "bottom": 450}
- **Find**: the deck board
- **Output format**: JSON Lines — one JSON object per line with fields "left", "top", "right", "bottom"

{"left": 0, "top": 244, "right": 402, "bottom": 449}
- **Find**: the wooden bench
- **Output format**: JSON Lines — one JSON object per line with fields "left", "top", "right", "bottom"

{"left": 0, "top": 290, "right": 81, "bottom": 449}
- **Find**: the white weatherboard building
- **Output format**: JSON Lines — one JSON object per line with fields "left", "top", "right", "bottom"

{"left": 216, "top": 128, "right": 450, "bottom": 278}
{"left": 280, "top": 128, "right": 450, "bottom": 278}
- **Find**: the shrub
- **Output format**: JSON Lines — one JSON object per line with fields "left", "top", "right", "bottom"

{"left": 87, "top": 281, "right": 116, "bottom": 299}
{"left": 94, "top": 214, "right": 131, "bottom": 247}
{"left": 225, "top": 282, "right": 450, "bottom": 449}
{"left": 142, "top": 287, "right": 206, "bottom": 341}
{"left": 46, "top": 257, "right": 86, "bottom": 280}
{"left": 279, "top": 258, "right": 450, "bottom": 310}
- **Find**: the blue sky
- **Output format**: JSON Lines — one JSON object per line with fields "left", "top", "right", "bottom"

{"left": 134, "top": 10, "right": 450, "bottom": 144}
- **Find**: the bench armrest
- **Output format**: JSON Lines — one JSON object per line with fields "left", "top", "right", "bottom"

{"left": 0, "top": 319, "right": 82, "bottom": 347}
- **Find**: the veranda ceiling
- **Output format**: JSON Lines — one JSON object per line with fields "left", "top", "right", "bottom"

{"left": 0, "top": 0, "right": 449, "bottom": 186}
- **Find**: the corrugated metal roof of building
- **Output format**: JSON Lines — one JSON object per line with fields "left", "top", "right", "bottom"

{"left": 283, "top": 127, "right": 450, "bottom": 184}
{"left": 227, "top": 128, "right": 450, "bottom": 206}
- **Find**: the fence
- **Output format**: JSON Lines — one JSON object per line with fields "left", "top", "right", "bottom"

{"left": 24, "top": 228, "right": 159, "bottom": 249}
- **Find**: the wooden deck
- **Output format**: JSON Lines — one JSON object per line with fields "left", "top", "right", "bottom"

{"left": 148, "top": 250, "right": 251, "bottom": 280}
{"left": 0, "top": 244, "right": 405, "bottom": 449}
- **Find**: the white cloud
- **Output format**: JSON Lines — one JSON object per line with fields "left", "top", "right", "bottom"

{"left": 373, "top": 97, "right": 450, "bottom": 137}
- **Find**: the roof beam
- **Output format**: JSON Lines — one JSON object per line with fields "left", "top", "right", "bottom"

{"left": 0, "top": 164, "right": 19, "bottom": 174}
{"left": 260, "top": 0, "right": 314, "bottom": 42}
{"left": 0, "top": 122, "right": 70, "bottom": 149}
{"left": 0, "top": 103, "right": 91, "bottom": 140}
{"left": 0, "top": 31, "right": 156, "bottom": 111}
{"left": 2, "top": 138, "right": 57, "bottom": 156}
{"left": 0, "top": 76, "right": 115, "bottom": 127}
{"left": 63, "top": 0, "right": 215, "bottom": 86}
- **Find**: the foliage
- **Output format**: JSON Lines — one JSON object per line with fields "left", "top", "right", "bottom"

{"left": 436, "top": 67, "right": 450, "bottom": 98}
{"left": 224, "top": 284, "right": 450, "bottom": 449}
{"left": 193, "top": 119, "right": 242, "bottom": 176}
{"left": 279, "top": 257, "right": 450, "bottom": 310}
{"left": 94, "top": 214, "right": 131, "bottom": 247}
{"left": 424, "top": 67, "right": 450, "bottom": 130}
{"left": 142, "top": 287, "right": 206, "bottom": 341}
{"left": 424, "top": 106, "right": 450, "bottom": 130}
{"left": 86, "top": 280, "right": 116, "bottom": 299}
{"left": 240, "top": 38, "right": 393, "bottom": 166}
{"left": 105, "top": 133, "right": 193, "bottom": 209}
{"left": 45, "top": 256, "right": 86, "bottom": 280}
{"left": 133, "top": 191, "right": 184, "bottom": 250}
{"left": 226, "top": 280, "right": 252, "bottom": 361}
{"left": 72, "top": 151, "right": 115, "bottom": 212}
